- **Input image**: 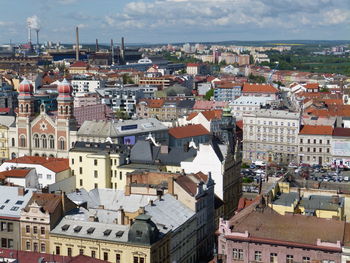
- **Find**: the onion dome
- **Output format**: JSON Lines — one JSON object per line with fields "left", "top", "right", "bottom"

{"left": 57, "top": 78, "right": 72, "bottom": 95}
{"left": 18, "top": 78, "right": 33, "bottom": 94}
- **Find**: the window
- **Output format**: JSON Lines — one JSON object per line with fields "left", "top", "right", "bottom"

{"left": 254, "top": 251, "right": 262, "bottom": 262}
{"left": 33, "top": 242, "right": 38, "bottom": 252}
{"left": 56, "top": 246, "right": 60, "bottom": 255}
{"left": 94, "top": 183, "right": 98, "bottom": 189}
{"left": 8, "top": 223, "right": 13, "bottom": 232}
{"left": 20, "top": 135, "right": 26, "bottom": 147}
{"left": 300, "top": 139, "right": 303, "bottom": 143}
{"left": 94, "top": 159, "right": 98, "bottom": 166}
{"left": 8, "top": 239, "right": 13, "bottom": 248}
{"left": 38, "top": 173, "right": 43, "bottom": 178}
{"left": 327, "top": 148, "right": 330, "bottom": 153}
{"left": 41, "top": 243, "right": 45, "bottom": 252}
{"left": 41, "top": 135, "right": 47, "bottom": 148}
{"left": 71, "top": 159, "right": 74, "bottom": 165}
{"left": 302, "top": 257, "right": 310, "bottom": 263}
{"left": 79, "top": 156, "right": 82, "bottom": 162}
{"left": 270, "top": 253, "right": 277, "bottom": 263}
{"left": 12, "top": 138, "right": 15, "bottom": 147}
{"left": 91, "top": 250, "right": 96, "bottom": 258}
{"left": 47, "top": 174, "right": 52, "bottom": 180}
{"left": 59, "top": 137, "right": 65, "bottom": 150}
{"left": 10, "top": 206, "right": 19, "bottom": 211}
{"left": 1, "top": 238, "right": 6, "bottom": 248}
{"left": 94, "top": 170, "right": 98, "bottom": 178}
{"left": 119, "top": 172, "right": 122, "bottom": 180}
{"left": 26, "top": 241, "right": 31, "bottom": 250}
{"left": 0, "top": 222, "right": 6, "bottom": 231}
{"left": 33, "top": 134, "right": 39, "bottom": 148}
{"left": 26, "top": 225, "right": 30, "bottom": 233}
{"left": 41, "top": 227, "right": 45, "bottom": 235}
{"left": 67, "top": 247, "right": 72, "bottom": 257}
{"left": 79, "top": 249, "right": 84, "bottom": 255}
{"left": 233, "top": 249, "right": 243, "bottom": 260}
{"left": 103, "top": 252, "right": 108, "bottom": 261}
{"left": 286, "top": 255, "right": 294, "bottom": 263}
{"left": 320, "top": 140, "right": 322, "bottom": 144}
{"left": 33, "top": 226, "right": 37, "bottom": 234}
{"left": 80, "top": 179, "right": 83, "bottom": 186}
{"left": 327, "top": 140, "right": 330, "bottom": 145}
{"left": 49, "top": 135, "right": 55, "bottom": 149}
{"left": 116, "top": 254, "right": 121, "bottom": 263}
{"left": 300, "top": 147, "right": 303, "bottom": 152}
{"left": 79, "top": 167, "right": 83, "bottom": 174}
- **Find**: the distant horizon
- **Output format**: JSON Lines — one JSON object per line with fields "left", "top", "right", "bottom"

{"left": 0, "top": 0, "right": 348, "bottom": 44}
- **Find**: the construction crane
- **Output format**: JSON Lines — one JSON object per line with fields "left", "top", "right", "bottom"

{"left": 267, "top": 61, "right": 279, "bottom": 84}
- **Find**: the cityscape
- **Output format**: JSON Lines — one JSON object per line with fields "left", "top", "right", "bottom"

{"left": 0, "top": 0, "right": 349, "bottom": 263}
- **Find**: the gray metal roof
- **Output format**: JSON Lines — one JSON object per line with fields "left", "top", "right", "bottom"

{"left": 77, "top": 118, "right": 168, "bottom": 138}
{"left": 145, "top": 194, "right": 195, "bottom": 232}
{"left": 0, "top": 116, "right": 15, "bottom": 128}
{"left": 273, "top": 192, "right": 299, "bottom": 206}
{"left": 300, "top": 195, "right": 344, "bottom": 211}
{"left": 0, "top": 186, "right": 34, "bottom": 218}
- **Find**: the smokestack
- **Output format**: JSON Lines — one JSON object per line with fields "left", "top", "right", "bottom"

{"left": 121, "top": 37, "right": 125, "bottom": 64}
{"left": 75, "top": 26, "right": 80, "bottom": 61}
{"left": 95, "top": 39, "right": 99, "bottom": 52}
{"left": 28, "top": 27, "right": 31, "bottom": 43}
{"left": 36, "top": 29, "right": 39, "bottom": 46}
{"left": 111, "top": 39, "right": 114, "bottom": 65}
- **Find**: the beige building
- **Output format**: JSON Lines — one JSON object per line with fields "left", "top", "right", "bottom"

{"left": 243, "top": 109, "right": 300, "bottom": 164}
{"left": 0, "top": 124, "right": 9, "bottom": 161}
{"left": 20, "top": 192, "right": 76, "bottom": 254}
{"left": 298, "top": 125, "right": 333, "bottom": 165}
{"left": 70, "top": 142, "right": 129, "bottom": 191}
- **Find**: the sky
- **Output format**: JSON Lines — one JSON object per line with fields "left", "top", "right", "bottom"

{"left": 0, "top": 0, "right": 349, "bottom": 44}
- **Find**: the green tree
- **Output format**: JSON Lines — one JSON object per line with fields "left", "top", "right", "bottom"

{"left": 115, "top": 110, "right": 130, "bottom": 120}
{"left": 204, "top": 89, "right": 214, "bottom": 100}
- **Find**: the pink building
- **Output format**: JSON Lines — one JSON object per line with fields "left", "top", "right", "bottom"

{"left": 216, "top": 199, "right": 345, "bottom": 263}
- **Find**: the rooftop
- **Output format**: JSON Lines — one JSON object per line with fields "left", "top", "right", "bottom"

{"left": 0, "top": 168, "right": 32, "bottom": 179}
{"left": 299, "top": 125, "right": 333, "bottom": 136}
{"left": 242, "top": 83, "right": 278, "bottom": 94}
{"left": 273, "top": 192, "right": 299, "bottom": 206}
{"left": 169, "top": 124, "right": 209, "bottom": 139}
{"left": 0, "top": 186, "right": 34, "bottom": 219}
{"left": 5, "top": 156, "right": 69, "bottom": 173}
{"left": 243, "top": 109, "right": 300, "bottom": 119}
{"left": 333, "top": 127, "right": 350, "bottom": 137}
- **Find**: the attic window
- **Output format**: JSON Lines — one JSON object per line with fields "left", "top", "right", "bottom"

{"left": 10, "top": 206, "right": 19, "bottom": 211}
{"left": 87, "top": 227, "right": 95, "bottom": 234}
{"left": 15, "top": 201, "right": 24, "bottom": 205}
{"left": 73, "top": 226, "right": 82, "bottom": 233}
{"left": 103, "top": 229, "right": 112, "bottom": 236}
{"left": 4, "top": 200, "right": 9, "bottom": 204}
{"left": 115, "top": 231, "right": 124, "bottom": 237}
{"left": 61, "top": 225, "right": 70, "bottom": 231}
{"left": 136, "top": 230, "right": 143, "bottom": 238}
{"left": 0, "top": 205, "right": 4, "bottom": 210}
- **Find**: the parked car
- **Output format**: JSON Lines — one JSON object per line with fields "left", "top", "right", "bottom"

{"left": 288, "top": 162, "right": 298, "bottom": 168}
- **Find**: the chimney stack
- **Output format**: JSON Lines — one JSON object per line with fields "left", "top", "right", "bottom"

{"left": 36, "top": 29, "right": 39, "bottom": 47}
{"left": 95, "top": 39, "right": 99, "bottom": 52}
{"left": 111, "top": 39, "right": 114, "bottom": 65}
{"left": 18, "top": 187, "right": 25, "bottom": 196}
{"left": 28, "top": 27, "right": 31, "bottom": 43}
{"left": 121, "top": 37, "right": 125, "bottom": 64}
{"left": 75, "top": 26, "right": 80, "bottom": 61}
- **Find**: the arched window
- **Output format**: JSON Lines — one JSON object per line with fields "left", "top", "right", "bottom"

{"left": 25, "top": 104, "right": 29, "bottom": 113}
{"left": 49, "top": 135, "right": 55, "bottom": 149}
{"left": 59, "top": 137, "right": 65, "bottom": 150}
{"left": 19, "top": 135, "right": 26, "bottom": 147}
{"left": 33, "top": 134, "right": 39, "bottom": 148}
{"left": 11, "top": 138, "right": 15, "bottom": 147}
{"left": 65, "top": 106, "right": 69, "bottom": 115}
{"left": 41, "top": 134, "right": 47, "bottom": 148}
{"left": 60, "top": 106, "right": 63, "bottom": 115}
{"left": 20, "top": 104, "right": 23, "bottom": 113}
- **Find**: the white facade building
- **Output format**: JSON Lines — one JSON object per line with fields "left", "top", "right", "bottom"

{"left": 229, "top": 96, "right": 274, "bottom": 120}
{"left": 243, "top": 109, "right": 300, "bottom": 164}
{"left": 71, "top": 79, "right": 106, "bottom": 95}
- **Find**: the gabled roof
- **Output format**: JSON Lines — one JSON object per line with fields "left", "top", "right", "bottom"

{"left": 202, "top": 110, "right": 222, "bottom": 121}
{"left": 24, "top": 193, "right": 62, "bottom": 214}
{"left": 304, "top": 83, "right": 320, "bottom": 89}
{"left": 299, "top": 125, "right": 333, "bottom": 136}
{"left": 242, "top": 83, "right": 278, "bottom": 94}
{"left": 70, "top": 61, "right": 88, "bottom": 68}
{"left": 169, "top": 124, "right": 209, "bottom": 139}
{"left": 5, "top": 156, "right": 69, "bottom": 173}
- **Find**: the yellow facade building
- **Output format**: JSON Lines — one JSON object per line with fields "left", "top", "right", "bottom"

{"left": 0, "top": 125, "right": 9, "bottom": 160}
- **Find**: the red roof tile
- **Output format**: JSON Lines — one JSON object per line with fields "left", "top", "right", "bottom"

{"left": 304, "top": 83, "right": 320, "bottom": 89}
{"left": 169, "top": 124, "right": 209, "bottom": 139}
{"left": 6, "top": 156, "right": 69, "bottom": 173}
{"left": 186, "top": 112, "right": 198, "bottom": 121}
{"left": 242, "top": 83, "right": 278, "bottom": 94}
{"left": 202, "top": 110, "right": 222, "bottom": 121}
{"left": 0, "top": 169, "right": 32, "bottom": 179}
{"left": 187, "top": 63, "right": 200, "bottom": 67}
{"left": 299, "top": 125, "right": 333, "bottom": 135}
{"left": 70, "top": 61, "right": 88, "bottom": 68}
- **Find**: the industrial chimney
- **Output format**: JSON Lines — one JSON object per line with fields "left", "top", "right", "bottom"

{"left": 111, "top": 39, "right": 114, "bottom": 65}
{"left": 75, "top": 26, "right": 80, "bottom": 61}
{"left": 121, "top": 37, "right": 125, "bottom": 64}
{"left": 27, "top": 26, "right": 31, "bottom": 43}
{"left": 35, "top": 29, "right": 40, "bottom": 46}
{"left": 95, "top": 39, "right": 99, "bottom": 52}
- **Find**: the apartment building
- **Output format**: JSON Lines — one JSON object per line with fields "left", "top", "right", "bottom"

{"left": 243, "top": 109, "right": 300, "bottom": 164}
{"left": 298, "top": 125, "right": 333, "bottom": 165}
{"left": 71, "top": 78, "right": 106, "bottom": 96}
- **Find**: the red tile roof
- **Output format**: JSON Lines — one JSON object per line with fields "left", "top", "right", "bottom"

{"left": 187, "top": 63, "right": 200, "bottom": 67}
{"left": 6, "top": 156, "right": 69, "bottom": 173}
{"left": 202, "top": 110, "right": 222, "bottom": 121}
{"left": 25, "top": 193, "right": 62, "bottom": 213}
{"left": 70, "top": 61, "right": 88, "bottom": 68}
{"left": 0, "top": 169, "right": 32, "bottom": 179}
{"left": 193, "top": 101, "right": 228, "bottom": 110}
{"left": 242, "top": 83, "right": 278, "bottom": 94}
{"left": 304, "top": 83, "right": 320, "bottom": 89}
{"left": 186, "top": 112, "right": 198, "bottom": 121}
{"left": 175, "top": 175, "right": 197, "bottom": 196}
{"left": 169, "top": 124, "right": 209, "bottom": 139}
{"left": 299, "top": 125, "right": 333, "bottom": 135}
